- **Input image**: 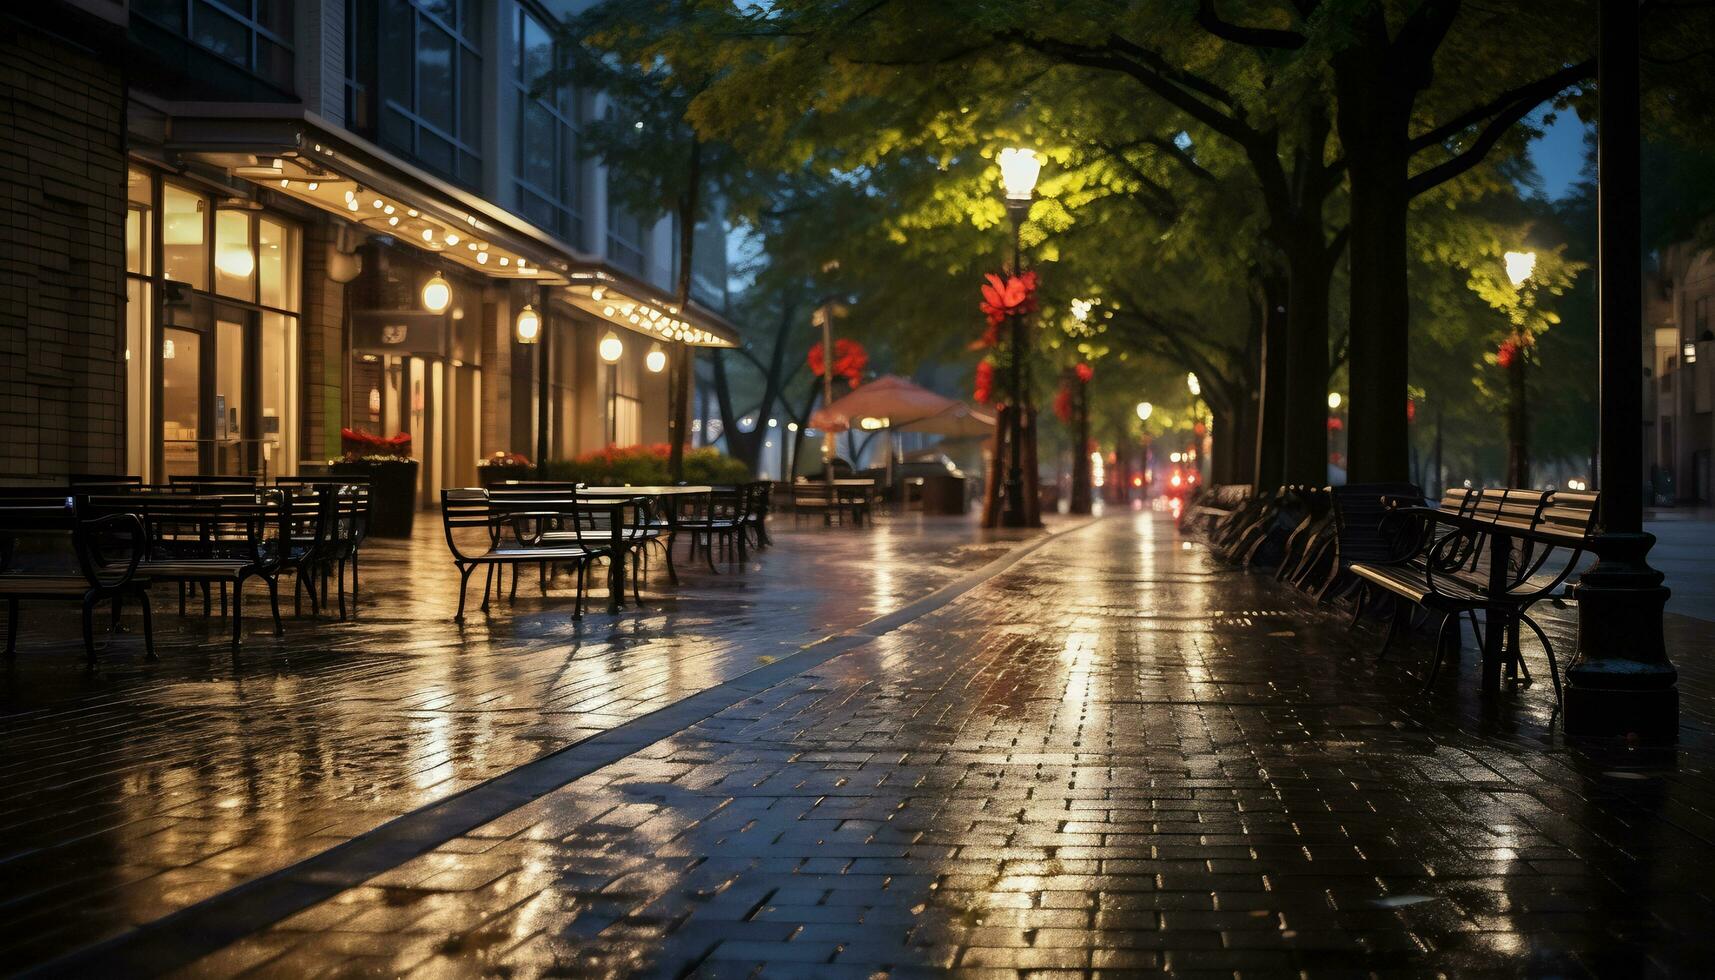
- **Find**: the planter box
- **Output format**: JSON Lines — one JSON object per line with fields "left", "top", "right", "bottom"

{"left": 333, "top": 459, "right": 419, "bottom": 537}
{"left": 477, "top": 464, "right": 535, "bottom": 488}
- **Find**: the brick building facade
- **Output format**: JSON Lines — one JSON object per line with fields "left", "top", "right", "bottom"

{"left": 2, "top": 0, "right": 735, "bottom": 496}
{"left": 0, "top": 9, "right": 130, "bottom": 481}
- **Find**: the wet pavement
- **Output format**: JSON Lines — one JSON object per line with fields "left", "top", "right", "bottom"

{"left": 0, "top": 512, "right": 1045, "bottom": 971}
{"left": 8, "top": 510, "right": 1715, "bottom": 976}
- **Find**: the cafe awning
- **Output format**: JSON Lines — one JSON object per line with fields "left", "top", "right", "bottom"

{"left": 166, "top": 109, "right": 737, "bottom": 347}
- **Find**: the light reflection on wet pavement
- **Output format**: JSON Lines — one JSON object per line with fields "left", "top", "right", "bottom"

{"left": 110, "top": 512, "right": 1715, "bottom": 977}
{"left": 0, "top": 513, "right": 1045, "bottom": 970}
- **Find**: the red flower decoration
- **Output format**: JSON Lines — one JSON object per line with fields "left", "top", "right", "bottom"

{"left": 978, "top": 270, "right": 1039, "bottom": 327}
{"left": 1497, "top": 338, "right": 1520, "bottom": 369}
{"left": 973, "top": 360, "right": 996, "bottom": 405}
{"left": 1406, "top": 398, "right": 1417, "bottom": 423}
{"left": 1053, "top": 384, "right": 1074, "bottom": 423}
{"left": 1074, "top": 362, "right": 1094, "bottom": 384}
{"left": 341, "top": 428, "right": 412, "bottom": 459}
{"left": 808, "top": 339, "right": 868, "bottom": 388}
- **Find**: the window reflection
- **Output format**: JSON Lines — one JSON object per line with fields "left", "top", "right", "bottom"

{"left": 214, "top": 208, "right": 255, "bottom": 300}
{"left": 162, "top": 184, "right": 207, "bottom": 289}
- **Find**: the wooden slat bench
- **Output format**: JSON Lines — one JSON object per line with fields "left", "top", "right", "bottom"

{"left": 1348, "top": 487, "right": 1601, "bottom": 699}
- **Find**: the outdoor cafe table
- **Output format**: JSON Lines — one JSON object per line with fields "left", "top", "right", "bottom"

{"left": 802, "top": 478, "right": 876, "bottom": 525}
{"left": 576, "top": 486, "right": 713, "bottom": 600}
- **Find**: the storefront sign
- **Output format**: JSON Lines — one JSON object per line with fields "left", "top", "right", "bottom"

{"left": 352, "top": 310, "right": 450, "bottom": 358}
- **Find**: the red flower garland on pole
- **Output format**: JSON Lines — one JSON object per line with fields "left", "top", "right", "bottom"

{"left": 978, "top": 270, "right": 1039, "bottom": 327}
{"left": 808, "top": 338, "right": 869, "bottom": 389}
{"left": 973, "top": 360, "right": 996, "bottom": 405}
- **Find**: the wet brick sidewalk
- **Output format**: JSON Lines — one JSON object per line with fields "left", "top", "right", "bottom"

{"left": 128, "top": 511, "right": 1715, "bottom": 977}
{"left": 0, "top": 512, "right": 1046, "bottom": 970}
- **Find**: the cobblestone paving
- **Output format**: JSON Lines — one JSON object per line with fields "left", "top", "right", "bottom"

{"left": 0, "top": 514, "right": 1045, "bottom": 970}
{"left": 170, "top": 512, "right": 1715, "bottom": 977}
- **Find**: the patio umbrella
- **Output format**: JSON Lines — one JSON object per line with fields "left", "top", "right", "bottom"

{"left": 896, "top": 402, "right": 995, "bottom": 438}
{"left": 809, "top": 374, "right": 981, "bottom": 433}
{"left": 810, "top": 375, "right": 994, "bottom": 489}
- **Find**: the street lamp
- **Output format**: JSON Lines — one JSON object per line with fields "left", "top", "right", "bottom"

{"left": 998, "top": 147, "right": 1041, "bottom": 527}
{"left": 1135, "top": 401, "right": 1154, "bottom": 500}
{"left": 1504, "top": 250, "right": 1537, "bottom": 287}
{"left": 600, "top": 330, "right": 623, "bottom": 446}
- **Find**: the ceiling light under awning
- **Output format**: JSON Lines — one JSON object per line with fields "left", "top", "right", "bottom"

{"left": 561, "top": 273, "right": 736, "bottom": 348}
{"left": 220, "top": 154, "right": 564, "bottom": 284}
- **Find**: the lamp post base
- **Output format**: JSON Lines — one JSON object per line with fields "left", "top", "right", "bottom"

{"left": 1562, "top": 531, "right": 1678, "bottom": 742}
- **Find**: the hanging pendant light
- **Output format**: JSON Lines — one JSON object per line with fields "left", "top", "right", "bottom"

{"left": 599, "top": 331, "right": 624, "bottom": 364}
{"left": 515, "top": 304, "right": 541, "bottom": 344}
{"left": 645, "top": 342, "right": 666, "bottom": 373}
{"left": 421, "top": 274, "right": 451, "bottom": 313}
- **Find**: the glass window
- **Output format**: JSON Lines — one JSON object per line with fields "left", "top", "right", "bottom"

{"left": 126, "top": 169, "right": 152, "bottom": 275}
{"left": 367, "top": 0, "right": 482, "bottom": 187}
{"left": 162, "top": 184, "right": 208, "bottom": 289}
{"left": 135, "top": 0, "right": 295, "bottom": 90}
{"left": 261, "top": 312, "right": 297, "bottom": 476}
{"left": 214, "top": 208, "right": 256, "bottom": 300}
{"left": 258, "top": 218, "right": 298, "bottom": 310}
{"left": 418, "top": 22, "right": 454, "bottom": 132}
{"left": 513, "top": 6, "right": 582, "bottom": 243}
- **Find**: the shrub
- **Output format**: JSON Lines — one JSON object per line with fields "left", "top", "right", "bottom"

{"left": 542, "top": 444, "right": 752, "bottom": 486}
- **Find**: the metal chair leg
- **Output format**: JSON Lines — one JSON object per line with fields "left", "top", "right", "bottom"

{"left": 266, "top": 576, "right": 283, "bottom": 635}
{"left": 1520, "top": 613, "right": 1562, "bottom": 703}
{"left": 1379, "top": 600, "right": 1408, "bottom": 659}
{"left": 1424, "top": 612, "right": 1456, "bottom": 691}
{"left": 455, "top": 564, "right": 474, "bottom": 622}
{"left": 1348, "top": 583, "right": 1369, "bottom": 628}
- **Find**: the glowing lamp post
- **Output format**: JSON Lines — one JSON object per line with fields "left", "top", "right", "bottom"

{"left": 1136, "top": 401, "right": 1153, "bottom": 499}
{"left": 998, "top": 147, "right": 1041, "bottom": 527}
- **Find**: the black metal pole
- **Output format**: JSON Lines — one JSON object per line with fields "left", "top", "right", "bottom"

{"left": 1003, "top": 204, "right": 1027, "bottom": 527}
{"left": 607, "top": 361, "right": 618, "bottom": 446}
{"left": 1563, "top": 0, "right": 1677, "bottom": 740}
{"left": 534, "top": 288, "right": 549, "bottom": 472}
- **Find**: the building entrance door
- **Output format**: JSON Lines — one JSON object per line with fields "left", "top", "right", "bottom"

{"left": 157, "top": 298, "right": 267, "bottom": 479}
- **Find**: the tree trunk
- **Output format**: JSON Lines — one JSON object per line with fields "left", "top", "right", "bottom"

{"left": 1069, "top": 377, "right": 1092, "bottom": 514}
{"left": 667, "top": 141, "right": 702, "bottom": 483}
{"left": 1280, "top": 243, "right": 1333, "bottom": 486}
{"left": 1253, "top": 274, "right": 1290, "bottom": 492}
{"left": 981, "top": 404, "right": 1007, "bottom": 527}
{"left": 1338, "top": 61, "right": 1413, "bottom": 485}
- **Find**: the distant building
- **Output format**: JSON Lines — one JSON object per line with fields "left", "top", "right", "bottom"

{"left": 2, "top": 0, "right": 735, "bottom": 500}
{"left": 1645, "top": 241, "right": 1715, "bottom": 505}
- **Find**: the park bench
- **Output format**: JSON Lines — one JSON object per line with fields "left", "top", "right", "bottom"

{"left": 1347, "top": 487, "right": 1600, "bottom": 699}
{"left": 1317, "top": 482, "right": 1434, "bottom": 602}
{"left": 1, "top": 498, "right": 153, "bottom": 665}
{"left": 1184, "top": 483, "right": 1252, "bottom": 535}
